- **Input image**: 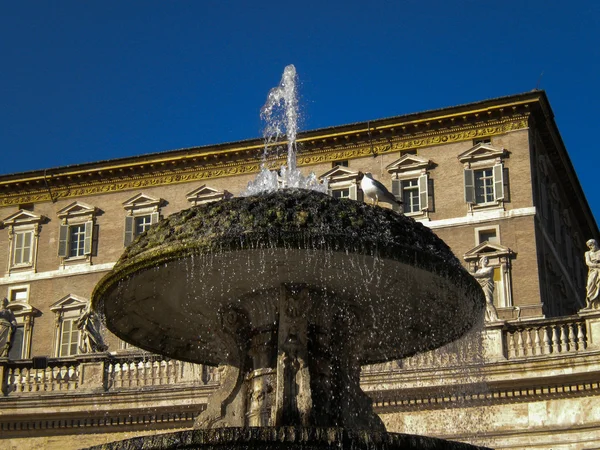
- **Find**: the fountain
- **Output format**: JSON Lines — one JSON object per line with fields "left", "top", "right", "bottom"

{"left": 89, "top": 66, "right": 488, "bottom": 449}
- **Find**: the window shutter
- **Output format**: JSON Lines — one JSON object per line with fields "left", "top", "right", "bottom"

{"left": 349, "top": 184, "right": 357, "bottom": 200}
{"left": 356, "top": 186, "right": 364, "bottom": 203}
{"left": 124, "top": 216, "right": 135, "bottom": 246}
{"left": 391, "top": 179, "right": 401, "bottom": 212}
{"left": 464, "top": 169, "right": 475, "bottom": 204}
{"left": 58, "top": 224, "right": 69, "bottom": 257}
{"left": 151, "top": 212, "right": 160, "bottom": 224}
{"left": 493, "top": 164, "right": 504, "bottom": 200}
{"left": 418, "top": 174, "right": 428, "bottom": 211}
{"left": 84, "top": 221, "right": 93, "bottom": 255}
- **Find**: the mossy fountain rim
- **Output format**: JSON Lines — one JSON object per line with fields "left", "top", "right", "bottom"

{"left": 92, "top": 189, "right": 485, "bottom": 366}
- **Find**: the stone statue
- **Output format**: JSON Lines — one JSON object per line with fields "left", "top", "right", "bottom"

{"left": 584, "top": 239, "right": 600, "bottom": 310}
{"left": 0, "top": 297, "right": 17, "bottom": 358}
{"left": 77, "top": 303, "right": 108, "bottom": 353}
{"left": 473, "top": 256, "right": 500, "bottom": 322}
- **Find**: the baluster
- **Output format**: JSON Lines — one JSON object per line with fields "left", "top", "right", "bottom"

{"left": 507, "top": 332, "right": 516, "bottom": 358}
{"left": 577, "top": 322, "right": 586, "bottom": 350}
{"left": 551, "top": 326, "right": 560, "bottom": 355}
{"left": 60, "top": 365, "right": 67, "bottom": 389}
{"left": 129, "top": 362, "right": 136, "bottom": 387}
{"left": 31, "top": 368, "right": 40, "bottom": 391}
{"left": 533, "top": 328, "right": 542, "bottom": 355}
{"left": 50, "top": 367, "right": 58, "bottom": 391}
{"left": 44, "top": 366, "right": 52, "bottom": 391}
{"left": 124, "top": 362, "right": 130, "bottom": 388}
{"left": 525, "top": 329, "right": 534, "bottom": 356}
{"left": 67, "top": 365, "right": 77, "bottom": 390}
{"left": 113, "top": 363, "right": 120, "bottom": 388}
{"left": 142, "top": 361, "right": 149, "bottom": 386}
{"left": 13, "top": 368, "right": 21, "bottom": 392}
{"left": 560, "top": 325, "right": 568, "bottom": 353}
{"left": 153, "top": 361, "right": 160, "bottom": 386}
{"left": 516, "top": 331, "right": 524, "bottom": 357}
{"left": 23, "top": 367, "right": 32, "bottom": 392}
{"left": 568, "top": 324, "right": 577, "bottom": 352}
{"left": 542, "top": 326, "right": 551, "bottom": 355}
{"left": 6, "top": 367, "right": 14, "bottom": 394}
{"left": 40, "top": 366, "right": 47, "bottom": 392}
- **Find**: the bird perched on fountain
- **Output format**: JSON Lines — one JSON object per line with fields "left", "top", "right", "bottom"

{"left": 359, "top": 172, "right": 403, "bottom": 207}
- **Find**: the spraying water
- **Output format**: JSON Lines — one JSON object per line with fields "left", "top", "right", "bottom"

{"left": 244, "top": 65, "right": 327, "bottom": 195}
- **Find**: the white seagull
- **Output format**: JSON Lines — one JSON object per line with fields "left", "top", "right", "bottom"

{"left": 360, "top": 172, "right": 402, "bottom": 207}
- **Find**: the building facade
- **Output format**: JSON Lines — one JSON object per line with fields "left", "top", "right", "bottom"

{"left": 0, "top": 91, "right": 599, "bottom": 449}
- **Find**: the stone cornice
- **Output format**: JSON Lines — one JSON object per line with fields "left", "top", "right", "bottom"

{"left": 0, "top": 115, "right": 530, "bottom": 207}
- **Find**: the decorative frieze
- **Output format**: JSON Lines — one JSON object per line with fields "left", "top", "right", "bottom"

{"left": 0, "top": 117, "right": 528, "bottom": 206}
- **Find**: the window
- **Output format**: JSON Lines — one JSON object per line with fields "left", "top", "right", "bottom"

{"left": 69, "top": 224, "right": 87, "bottom": 257}
{"left": 474, "top": 168, "right": 495, "bottom": 204}
{"left": 331, "top": 188, "right": 350, "bottom": 199}
{"left": 464, "top": 242, "right": 515, "bottom": 310}
{"left": 123, "top": 193, "right": 163, "bottom": 246}
{"left": 56, "top": 202, "right": 97, "bottom": 263}
{"left": 13, "top": 230, "right": 33, "bottom": 266}
{"left": 319, "top": 166, "right": 363, "bottom": 201}
{"left": 58, "top": 222, "right": 93, "bottom": 259}
{"left": 1, "top": 210, "right": 44, "bottom": 274}
{"left": 59, "top": 318, "right": 80, "bottom": 357}
{"left": 8, "top": 326, "right": 25, "bottom": 360}
{"left": 473, "top": 137, "right": 491, "bottom": 145}
{"left": 400, "top": 179, "right": 420, "bottom": 213}
{"left": 6, "top": 285, "right": 35, "bottom": 360}
{"left": 459, "top": 143, "right": 508, "bottom": 209}
{"left": 332, "top": 160, "right": 348, "bottom": 168}
{"left": 387, "top": 155, "right": 433, "bottom": 217}
{"left": 476, "top": 227, "right": 499, "bottom": 245}
{"left": 50, "top": 294, "right": 88, "bottom": 358}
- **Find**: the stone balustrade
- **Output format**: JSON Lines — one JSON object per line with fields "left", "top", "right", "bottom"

{"left": 362, "top": 310, "right": 600, "bottom": 372}
{"left": 0, "top": 352, "right": 219, "bottom": 396}
{"left": 3, "top": 312, "right": 600, "bottom": 397}
{"left": 504, "top": 316, "right": 587, "bottom": 359}
{"left": 3, "top": 359, "right": 79, "bottom": 394}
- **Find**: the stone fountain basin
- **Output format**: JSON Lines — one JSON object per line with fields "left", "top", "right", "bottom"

{"left": 92, "top": 190, "right": 484, "bottom": 366}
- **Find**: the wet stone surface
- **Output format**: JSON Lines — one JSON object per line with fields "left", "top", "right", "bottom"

{"left": 85, "top": 427, "right": 492, "bottom": 450}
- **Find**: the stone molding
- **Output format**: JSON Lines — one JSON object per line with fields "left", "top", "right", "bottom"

{"left": 0, "top": 117, "right": 528, "bottom": 206}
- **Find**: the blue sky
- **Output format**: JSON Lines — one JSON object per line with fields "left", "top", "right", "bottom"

{"left": 1, "top": 1, "right": 599, "bottom": 224}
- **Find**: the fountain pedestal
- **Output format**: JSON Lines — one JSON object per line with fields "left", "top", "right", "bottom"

{"left": 91, "top": 190, "right": 489, "bottom": 449}
{"left": 196, "top": 284, "right": 384, "bottom": 431}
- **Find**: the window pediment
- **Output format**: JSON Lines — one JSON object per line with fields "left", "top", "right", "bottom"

{"left": 8, "top": 302, "right": 36, "bottom": 315}
{"left": 57, "top": 202, "right": 97, "bottom": 219}
{"left": 122, "top": 193, "right": 163, "bottom": 212}
{"left": 318, "top": 166, "right": 360, "bottom": 183}
{"left": 1, "top": 210, "right": 45, "bottom": 227}
{"left": 464, "top": 242, "right": 514, "bottom": 261}
{"left": 386, "top": 155, "right": 433, "bottom": 174}
{"left": 458, "top": 143, "right": 507, "bottom": 165}
{"left": 50, "top": 294, "right": 88, "bottom": 312}
{"left": 186, "top": 185, "right": 231, "bottom": 204}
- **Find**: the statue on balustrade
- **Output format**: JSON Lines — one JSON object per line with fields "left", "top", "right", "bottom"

{"left": 0, "top": 297, "right": 17, "bottom": 358}
{"left": 472, "top": 256, "right": 500, "bottom": 322}
{"left": 584, "top": 239, "right": 600, "bottom": 310}
{"left": 77, "top": 303, "right": 108, "bottom": 353}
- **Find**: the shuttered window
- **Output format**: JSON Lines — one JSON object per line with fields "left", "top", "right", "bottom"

{"left": 13, "top": 231, "right": 33, "bottom": 266}
{"left": 59, "top": 318, "right": 80, "bottom": 357}
{"left": 465, "top": 164, "right": 504, "bottom": 205}
{"left": 392, "top": 175, "right": 428, "bottom": 214}
{"left": 124, "top": 213, "right": 160, "bottom": 246}
{"left": 58, "top": 222, "right": 94, "bottom": 258}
